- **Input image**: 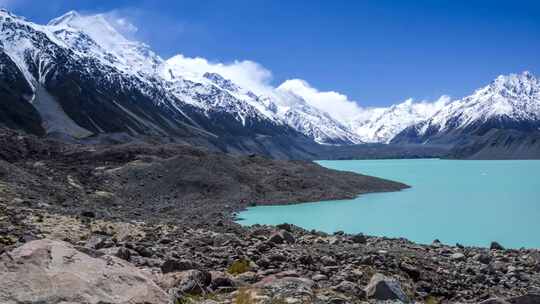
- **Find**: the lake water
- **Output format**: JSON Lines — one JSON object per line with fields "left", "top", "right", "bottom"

{"left": 237, "top": 159, "right": 540, "bottom": 248}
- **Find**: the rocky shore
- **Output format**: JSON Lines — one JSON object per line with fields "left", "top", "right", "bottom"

{"left": 1, "top": 128, "right": 539, "bottom": 303}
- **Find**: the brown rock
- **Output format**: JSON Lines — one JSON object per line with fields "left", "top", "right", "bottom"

{"left": 0, "top": 239, "right": 168, "bottom": 304}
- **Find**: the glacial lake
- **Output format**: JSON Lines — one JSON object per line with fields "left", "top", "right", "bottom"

{"left": 237, "top": 159, "right": 540, "bottom": 248}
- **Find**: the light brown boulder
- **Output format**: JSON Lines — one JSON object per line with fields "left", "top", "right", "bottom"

{"left": 0, "top": 239, "right": 169, "bottom": 304}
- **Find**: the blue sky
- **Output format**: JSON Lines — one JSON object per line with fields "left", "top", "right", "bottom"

{"left": 3, "top": 0, "right": 539, "bottom": 107}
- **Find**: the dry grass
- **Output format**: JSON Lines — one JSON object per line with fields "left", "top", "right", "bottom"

{"left": 228, "top": 259, "right": 251, "bottom": 275}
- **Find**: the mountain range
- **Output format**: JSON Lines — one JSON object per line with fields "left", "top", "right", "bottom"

{"left": 1, "top": 9, "right": 539, "bottom": 159}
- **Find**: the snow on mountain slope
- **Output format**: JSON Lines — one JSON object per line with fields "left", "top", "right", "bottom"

{"left": 392, "top": 71, "right": 540, "bottom": 144}
{"left": 0, "top": 9, "right": 445, "bottom": 145}
{"left": 350, "top": 97, "right": 450, "bottom": 143}
{"left": 426, "top": 71, "right": 540, "bottom": 132}
{"left": 47, "top": 10, "right": 162, "bottom": 76}
{"left": 274, "top": 88, "right": 364, "bottom": 144}
{"left": 163, "top": 55, "right": 363, "bottom": 144}
{"left": 161, "top": 57, "right": 281, "bottom": 124}
{"left": 5, "top": 10, "right": 537, "bottom": 149}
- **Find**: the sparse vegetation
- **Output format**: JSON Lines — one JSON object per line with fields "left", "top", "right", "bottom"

{"left": 425, "top": 295, "right": 440, "bottom": 304}
{"left": 235, "top": 287, "right": 255, "bottom": 304}
{"left": 228, "top": 259, "right": 251, "bottom": 275}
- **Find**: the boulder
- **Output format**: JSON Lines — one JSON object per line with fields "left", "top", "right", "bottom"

{"left": 508, "top": 293, "right": 540, "bottom": 304}
{"left": 209, "top": 271, "right": 235, "bottom": 291}
{"left": 161, "top": 258, "right": 199, "bottom": 274}
{"left": 312, "top": 274, "right": 328, "bottom": 282}
{"left": 476, "top": 253, "right": 492, "bottom": 264}
{"left": 364, "top": 273, "right": 410, "bottom": 303}
{"left": 0, "top": 239, "right": 168, "bottom": 304}
{"left": 450, "top": 252, "right": 466, "bottom": 261}
{"left": 158, "top": 269, "right": 212, "bottom": 295}
{"left": 267, "top": 230, "right": 295, "bottom": 244}
{"left": 351, "top": 233, "right": 367, "bottom": 244}
{"left": 491, "top": 241, "right": 505, "bottom": 250}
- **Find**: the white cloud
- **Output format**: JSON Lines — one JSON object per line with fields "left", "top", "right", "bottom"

{"left": 164, "top": 54, "right": 452, "bottom": 124}
{"left": 277, "top": 79, "right": 364, "bottom": 122}
{"left": 110, "top": 16, "right": 138, "bottom": 34}
{"left": 402, "top": 95, "right": 451, "bottom": 116}
{"left": 165, "top": 55, "right": 369, "bottom": 122}
{"left": 165, "top": 54, "right": 274, "bottom": 95}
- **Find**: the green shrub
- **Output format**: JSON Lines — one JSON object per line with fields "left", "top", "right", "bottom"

{"left": 228, "top": 259, "right": 251, "bottom": 275}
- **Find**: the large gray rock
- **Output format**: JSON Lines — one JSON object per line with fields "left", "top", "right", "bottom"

{"left": 267, "top": 230, "right": 295, "bottom": 244}
{"left": 480, "top": 298, "right": 510, "bottom": 304}
{"left": 508, "top": 293, "right": 540, "bottom": 304}
{"left": 158, "top": 269, "right": 212, "bottom": 295}
{"left": 364, "top": 273, "right": 410, "bottom": 303}
{"left": 161, "top": 258, "right": 200, "bottom": 274}
{"left": 0, "top": 239, "right": 168, "bottom": 304}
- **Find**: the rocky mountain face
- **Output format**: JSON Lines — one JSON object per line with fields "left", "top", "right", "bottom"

{"left": 391, "top": 72, "right": 540, "bottom": 158}
{"left": 0, "top": 10, "right": 322, "bottom": 160}
{"left": 349, "top": 98, "right": 449, "bottom": 143}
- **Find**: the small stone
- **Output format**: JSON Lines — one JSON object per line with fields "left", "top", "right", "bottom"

{"left": 321, "top": 256, "right": 337, "bottom": 266}
{"left": 81, "top": 210, "right": 96, "bottom": 218}
{"left": 476, "top": 253, "right": 492, "bottom": 264}
{"left": 400, "top": 262, "right": 421, "bottom": 281}
{"left": 267, "top": 253, "right": 287, "bottom": 262}
{"left": 281, "top": 230, "right": 295, "bottom": 244}
{"left": 312, "top": 274, "right": 328, "bottom": 282}
{"left": 333, "top": 280, "right": 365, "bottom": 298}
{"left": 298, "top": 254, "right": 314, "bottom": 265}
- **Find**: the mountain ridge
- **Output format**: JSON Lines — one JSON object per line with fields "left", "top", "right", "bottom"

{"left": 1, "top": 9, "right": 539, "bottom": 159}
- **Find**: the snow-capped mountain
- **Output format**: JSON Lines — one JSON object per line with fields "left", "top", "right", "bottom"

{"left": 391, "top": 71, "right": 540, "bottom": 145}
{"left": 0, "top": 9, "right": 306, "bottom": 150}
{"left": 349, "top": 98, "right": 449, "bottom": 143}
{"left": 47, "top": 11, "right": 162, "bottom": 77}
{"left": 1, "top": 9, "right": 365, "bottom": 146}
{"left": 274, "top": 87, "right": 364, "bottom": 145}
{"left": 2, "top": 9, "right": 539, "bottom": 158}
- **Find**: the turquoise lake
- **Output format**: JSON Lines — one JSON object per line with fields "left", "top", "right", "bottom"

{"left": 237, "top": 159, "right": 540, "bottom": 248}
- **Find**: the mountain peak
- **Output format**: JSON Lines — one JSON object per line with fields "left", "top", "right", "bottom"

{"left": 492, "top": 71, "right": 538, "bottom": 87}
{"left": 47, "top": 10, "right": 81, "bottom": 26}
{"left": 203, "top": 72, "right": 241, "bottom": 92}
